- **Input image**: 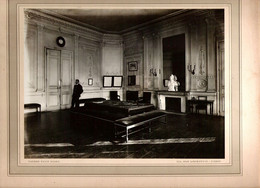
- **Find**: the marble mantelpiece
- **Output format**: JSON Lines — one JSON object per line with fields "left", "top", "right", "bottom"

{"left": 156, "top": 91, "right": 187, "bottom": 113}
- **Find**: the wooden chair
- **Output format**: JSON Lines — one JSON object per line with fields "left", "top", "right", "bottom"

{"left": 110, "top": 91, "right": 120, "bottom": 101}
{"left": 138, "top": 92, "right": 151, "bottom": 104}
{"left": 126, "top": 91, "right": 139, "bottom": 102}
{"left": 188, "top": 97, "right": 196, "bottom": 113}
{"left": 196, "top": 96, "right": 208, "bottom": 115}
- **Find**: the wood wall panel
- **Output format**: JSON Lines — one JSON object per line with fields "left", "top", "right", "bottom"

{"left": 23, "top": 9, "right": 224, "bottom": 112}
{"left": 80, "top": 48, "right": 100, "bottom": 88}
{"left": 24, "top": 24, "right": 37, "bottom": 92}
{"left": 102, "top": 46, "right": 122, "bottom": 75}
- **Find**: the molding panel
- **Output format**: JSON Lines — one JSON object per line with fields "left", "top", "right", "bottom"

{"left": 78, "top": 43, "right": 101, "bottom": 88}
{"left": 24, "top": 24, "right": 38, "bottom": 92}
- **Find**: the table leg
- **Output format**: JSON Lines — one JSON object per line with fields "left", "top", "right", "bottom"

{"left": 126, "top": 128, "right": 128, "bottom": 143}
{"left": 114, "top": 125, "right": 117, "bottom": 138}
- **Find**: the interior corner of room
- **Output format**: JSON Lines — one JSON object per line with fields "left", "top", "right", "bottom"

{"left": 23, "top": 8, "right": 225, "bottom": 159}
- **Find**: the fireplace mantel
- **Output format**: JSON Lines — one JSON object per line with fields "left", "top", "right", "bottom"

{"left": 156, "top": 91, "right": 187, "bottom": 113}
{"left": 157, "top": 91, "right": 186, "bottom": 96}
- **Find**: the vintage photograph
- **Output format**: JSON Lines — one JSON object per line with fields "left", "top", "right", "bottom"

{"left": 23, "top": 8, "right": 225, "bottom": 160}
{"left": 3, "top": 0, "right": 260, "bottom": 187}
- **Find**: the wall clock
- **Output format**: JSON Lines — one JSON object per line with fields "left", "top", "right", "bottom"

{"left": 56, "top": 36, "right": 65, "bottom": 47}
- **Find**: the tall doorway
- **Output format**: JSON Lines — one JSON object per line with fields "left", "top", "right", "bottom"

{"left": 46, "top": 49, "right": 73, "bottom": 111}
{"left": 163, "top": 34, "right": 185, "bottom": 91}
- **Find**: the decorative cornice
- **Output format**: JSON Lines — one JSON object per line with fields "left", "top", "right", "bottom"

{"left": 25, "top": 10, "right": 103, "bottom": 42}
{"left": 38, "top": 9, "right": 191, "bottom": 35}
{"left": 24, "top": 9, "right": 221, "bottom": 38}
{"left": 121, "top": 9, "right": 190, "bottom": 34}
{"left": 103, "top": 34, "right": 123, "bottom": 40}
{"left": 123, "top": 9, "right": 213, "bottom": 38}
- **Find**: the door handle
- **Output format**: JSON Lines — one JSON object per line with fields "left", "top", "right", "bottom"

{"left": 57, "top": 80, "right": 62, "bottom": 89}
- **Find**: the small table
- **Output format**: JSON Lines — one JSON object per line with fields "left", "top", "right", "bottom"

{"left": 187, "top": 100, "right": 214, "bottom": 115}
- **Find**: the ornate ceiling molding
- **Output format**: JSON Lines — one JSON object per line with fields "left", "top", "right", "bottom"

{"left": 24, "top": 10, "right": 103, "bottom": 42}
{"left": 123, "top": 9, "right": 216, "bottom": 39}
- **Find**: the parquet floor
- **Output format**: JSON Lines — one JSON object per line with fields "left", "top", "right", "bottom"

{"left": 24, "top": 110, "right": 224, "bottom": 158}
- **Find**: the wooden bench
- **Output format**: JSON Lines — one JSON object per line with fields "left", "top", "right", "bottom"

{"left": 114, "top": 110, "right": 167, "bottom": 142}
{"left": 24, "top": 103, "right": 41, "bottom": 112}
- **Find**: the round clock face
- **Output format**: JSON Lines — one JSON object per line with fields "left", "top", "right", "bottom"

{"left": 56, "top": 36, "right": 65, "bottom": 47}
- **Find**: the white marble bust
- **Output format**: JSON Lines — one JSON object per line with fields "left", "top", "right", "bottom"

{"left": 168, "top": 74, "right": 180, "bottom": 91}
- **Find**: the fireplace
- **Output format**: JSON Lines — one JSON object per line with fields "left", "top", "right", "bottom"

{"left": 157, "top": 91, "right": 186, "bottom": 113}
{"left": 166, "top": 97, "right": 181, "bottom": 113}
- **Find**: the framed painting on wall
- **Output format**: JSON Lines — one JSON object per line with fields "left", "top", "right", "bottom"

{"left": 113, "top": 76, "right": 123, "bottom": 87}
{"left": 128, "top": 61, "right": 138, "bottom": 71}
{"left": 103, "top": 76, "right": 113, "bottom": 87}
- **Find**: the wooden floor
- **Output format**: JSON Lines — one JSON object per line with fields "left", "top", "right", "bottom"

{"left": 24, "top": 110, "right": 224, "bottom": 158}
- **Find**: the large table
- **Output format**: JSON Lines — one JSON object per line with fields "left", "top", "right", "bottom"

{"left": 75, "top": 99, "right": 155, "bottom": 121}
{"left": 71, "top": 99, "right": 161, "bottom": 142}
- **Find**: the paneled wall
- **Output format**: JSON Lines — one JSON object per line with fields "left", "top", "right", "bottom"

{"left": 24, "top": 9, "right": 224, "bottom": 114}
{"left": 122, "top": 10, "right": 224, "bottom": 114}
{"left": 123, "top": 10, "right": 223, "bottom": 91}
{"left": 102, "top": 34, "right": 123, "bottom": 75}
{"left": 24, "top": 10, "right": 123, "bottom": 111}
{"left": 123, "top": 32, "right": 144, "bottom": 99}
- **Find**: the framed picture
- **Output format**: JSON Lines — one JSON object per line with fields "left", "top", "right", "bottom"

{"left": 113, "top": 76, "right": 123, "bottom": 87}
{"left": 88, "top": 78, "right": 93, "bottom": 86}
{"left": 103, "top": 76, "right": 113, "bottom": 87}
{"left": 128, "top": 61, "right": 138, "bottom": 71}
{"left": 128, "top": 75, "right": 136, "bottom": 86}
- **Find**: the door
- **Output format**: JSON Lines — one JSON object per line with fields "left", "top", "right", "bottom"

{"left": 218, "top": 41, "right": 225, "bottom": 116}
{"left": 46, "top": 49, "right": 73, "bottom": 111}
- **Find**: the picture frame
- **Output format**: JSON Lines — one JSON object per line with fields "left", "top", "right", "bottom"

{"left": 103, "top": 76, "right": 113, "bottom": 87}
{"left": 128, "top": 75, "right": 136, "bottom": 86}
{"left": 88, "top": 78, "right": 93, "bottom": 86}
{"left": 112, "top": 76, "right": 123, "bottom": 87}
{"left": 128, "top": 61, "right": 138, "bottom": 71}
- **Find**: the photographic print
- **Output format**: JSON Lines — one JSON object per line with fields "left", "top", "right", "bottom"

{"left": 23, "top": 6, "right": 226, "bottom": 159}
{"left": 8, "top": 0, "right": 241, "bottom": 177}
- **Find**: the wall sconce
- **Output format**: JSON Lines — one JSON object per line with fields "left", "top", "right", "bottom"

{"left": 187, "top": 65, "right": 196, "bottom": 75}
{"left": 150, "top": 68, "right": 157, "bottom": 77}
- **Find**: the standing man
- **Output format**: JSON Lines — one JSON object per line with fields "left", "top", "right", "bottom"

{"left": 71, "top": 79, "right": 83, "bottom": 109}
